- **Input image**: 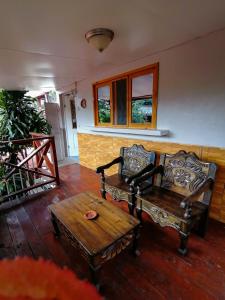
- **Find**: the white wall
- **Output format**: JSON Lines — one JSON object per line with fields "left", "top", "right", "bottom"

{"left": 75, "top": 29, "right": 225, "bottom": 148}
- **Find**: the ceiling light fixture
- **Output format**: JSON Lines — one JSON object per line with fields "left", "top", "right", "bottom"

{"left": 85, "top": 28, "right": 114, "bottom": 52}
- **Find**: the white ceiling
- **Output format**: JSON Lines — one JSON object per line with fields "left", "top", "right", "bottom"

{"left": 0, "top": 0, "right": 225, "bottom": 92}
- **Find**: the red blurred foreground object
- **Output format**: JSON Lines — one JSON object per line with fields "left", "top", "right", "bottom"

{"left": 0, "top": 257, "right": 101, "bottom": 300}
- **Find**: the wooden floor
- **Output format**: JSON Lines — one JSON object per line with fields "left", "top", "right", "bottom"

{"left": 1, "top": 163, "right": 225, "bottom": 300}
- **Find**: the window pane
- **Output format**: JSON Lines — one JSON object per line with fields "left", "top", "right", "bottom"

{"left": 113, "top": 79, "right": 127, "bottom": 125}
{"left": 97, "top": 85, "right": 111, "bottom": 123}
{"left": 131, "top": 97, "right": 152, "bottom": 123}
{"left": 132, "top": 73, "right": 153, "bottom": 97}
{"left": 131, "top": 73, "right": 153, "bottom": 124}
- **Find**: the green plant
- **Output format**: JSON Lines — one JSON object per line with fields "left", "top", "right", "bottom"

{"left": 0, "top": 90, "right": 50, "bottom": 158}
{"left": 0, "top": 90, "right": 51, "bottom": 198}
{"left": 0, "top": 164, "right": 6, "bottom": 193}
{"left": 0, "top": 90, "right": 50, "bottom": 140}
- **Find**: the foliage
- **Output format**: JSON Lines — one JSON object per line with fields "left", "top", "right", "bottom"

{"left": 46, "top": 90, "right": 57, "bottom": 102}
{"left": 0, "top": 90, "right": 50, "bottom": 141}
{"left": 0, "top": 164, "right": 6, "bottom": 193}
{"left": 98, "top": 99, "right": 111, "bottom": 123}
{"left": 97, "top": 97, "right": 153, "bottom": 124}
{"left": 131, "top": 98, "right": 152, "bottom": 123}
{"left": 0, "top": 90, "right": 50, "bottom": 158}
{"left": 0, "top": 90, "right": 51, "bottom": 199}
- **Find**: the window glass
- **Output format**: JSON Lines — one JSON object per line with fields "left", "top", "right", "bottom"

{"left": 132, "top": 74, "right": 153, "bottom": 97}
{"left": 97, "top": 85, "right": 111, "bottom": 123}
{"left": 131, "top": 73, "right": 153, "bottom": 124}
{"left": 131, "top": 97, "right": 152, "bottom": 123}
{"left": 113, "top": 79, "right": 127, "bottom": 125}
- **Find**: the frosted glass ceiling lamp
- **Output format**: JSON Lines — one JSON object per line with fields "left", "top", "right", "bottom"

{"left": 85, "top": 28, "right": 114, "bottom": 52}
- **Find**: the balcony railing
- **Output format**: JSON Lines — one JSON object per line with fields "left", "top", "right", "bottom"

{"left": 0, "top": 133, "right": 60, "bottom": 204}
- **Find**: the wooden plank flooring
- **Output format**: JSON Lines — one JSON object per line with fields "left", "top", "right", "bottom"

{"left": 0, "top": 163, "right": 225, "bottom": 299}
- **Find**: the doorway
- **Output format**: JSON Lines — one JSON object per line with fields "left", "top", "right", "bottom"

{"left": 60, "top": 92, "right": 79, "bottom": 164}
{"left": 44, "top": 102, "right": 65, "bottom": 162}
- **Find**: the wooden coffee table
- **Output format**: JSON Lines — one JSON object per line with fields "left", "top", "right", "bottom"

{"left": 48, "top": 191, "right": 140, "bottom": 287}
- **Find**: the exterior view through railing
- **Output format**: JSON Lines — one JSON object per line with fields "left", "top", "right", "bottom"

{"left": 0, "top": 133, "right": 59, "bottom": 204}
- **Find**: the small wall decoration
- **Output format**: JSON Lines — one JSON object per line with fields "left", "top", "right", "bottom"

{"left": 81, "top": 98, "right": 87, "bottom": 109}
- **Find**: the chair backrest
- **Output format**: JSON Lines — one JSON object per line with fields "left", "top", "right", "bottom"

{"left": 119, "top": 144, "right": 155, "bottom": 179}
{"left": 155, "top": 150, "right": 217, "bottom": 205}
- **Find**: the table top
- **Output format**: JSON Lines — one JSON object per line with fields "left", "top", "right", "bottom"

{"left": 49, "top": 191, "right": 140, "bottom": 256}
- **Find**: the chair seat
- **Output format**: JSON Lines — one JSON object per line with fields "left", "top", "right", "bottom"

{"left": 138, "top": 186, "right": 207, "bottom": 221}
{"left": 104, "top": 174, "right": 130, "bottom": 201}
{"left": 105, "top": 174, "right": 130, "bottom": 192}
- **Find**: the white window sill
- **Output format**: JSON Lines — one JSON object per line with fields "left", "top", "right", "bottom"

{"left": 82, "top": 126, "right": 169, "bottom": 137}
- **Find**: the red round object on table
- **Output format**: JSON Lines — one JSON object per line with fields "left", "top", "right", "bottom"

{"left": 84, "top": 210, "right": 98, "bottom": 220}
{"left": 0, "top": 257, "right": 101, "bottom": 300}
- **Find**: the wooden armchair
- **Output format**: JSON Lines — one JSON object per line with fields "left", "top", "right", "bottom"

{"left": 132, "top": 150, "right": 217, "bottom": 255}
{"left": 96, "top": 144, "right": 155, "bottom": 215}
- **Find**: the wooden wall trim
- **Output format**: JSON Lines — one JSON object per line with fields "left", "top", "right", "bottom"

{"left": 78, "top": 133, "right": 225, "bottom": 224}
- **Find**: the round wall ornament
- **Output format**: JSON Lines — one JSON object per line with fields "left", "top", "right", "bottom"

{"left": 81, "top": 98, "right": 87, "bottom": 109}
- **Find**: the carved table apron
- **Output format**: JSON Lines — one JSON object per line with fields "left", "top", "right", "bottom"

{"left": 48, "top": 191, "right": 140, "bottom": 287}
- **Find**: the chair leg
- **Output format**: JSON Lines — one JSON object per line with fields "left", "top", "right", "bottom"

{"left": 136, "top": 207, "right": 143, "bottom": 223}
{"left": 100, "top": 173, "right": 106, "bottom": 199}
{"left": 195, "top": 211, "right": 209, "bottom": 238}
{"left": 100, "top": 189, "right": 106, "bottom": 200}
{"left": 128, "top": 193, "right": 135, "bottom": 215}
{"left": 128, "top": 202, "right": 135, "bottom": 215}
{"left": 178, "top": 231, "right": 189, "bottom": 256}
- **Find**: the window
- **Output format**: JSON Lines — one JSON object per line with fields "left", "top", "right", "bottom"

{"left": 93, "top": 63, "right": 158, "bottom": 128}
{"left": 97, "top": 85, "right": 111, "bottom": 124}
{"left": 131, "top": 73, "right": 153, "bottom": 124}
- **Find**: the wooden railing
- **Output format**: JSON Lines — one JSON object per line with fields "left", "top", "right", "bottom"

{"left": 0, "top": 133, "right": 60, "bottom": 204}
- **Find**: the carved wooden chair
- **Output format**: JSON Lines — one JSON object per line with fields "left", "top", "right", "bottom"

{"left": 132, "top": 150, "right": 217, "bottom": 255}
{"left": 96, "top": 144, "right": 156, "bottom": 215}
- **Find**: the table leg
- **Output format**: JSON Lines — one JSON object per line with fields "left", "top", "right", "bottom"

{"left": 132, "top": 226, "right": 140, "bottom": 257}
{"left": 51, "top": 213, "right": 60, "bottom": 238}
{"left": 89, "top": 265, "right": 101, "bottom": 290}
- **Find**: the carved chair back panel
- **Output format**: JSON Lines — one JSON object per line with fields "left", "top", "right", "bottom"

{"left": 157, "top": 151, "right": 213, "bottom": 198}
{"left": 119, "top": 145, "right": 155, "bottom": 180}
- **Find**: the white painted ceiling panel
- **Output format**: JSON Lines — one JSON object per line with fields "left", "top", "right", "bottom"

{"left": 0, "top": 0, "right": 224, "bottom": 91}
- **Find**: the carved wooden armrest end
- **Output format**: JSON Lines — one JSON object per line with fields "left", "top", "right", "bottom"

{"left": 96, "top": 156, "right": 123, "bottom": 174}
{"left": 180, "top": 178, "right": 214, "bottom": 219}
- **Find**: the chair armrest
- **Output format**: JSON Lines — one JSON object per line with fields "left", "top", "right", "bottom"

{"left": 96, "top": 156, "right": 123, "bottom": 174}
{"left": 180, "top": 178, "right": 214, "bottom": 209}
{"left": 125, "top": 163, "right": 154, "bottom": 184}
{"left": 131, "top": 165, "right": 164, "bottom": 187}
{"left": 180, "top": 178, "right": 214, "bottom": 219}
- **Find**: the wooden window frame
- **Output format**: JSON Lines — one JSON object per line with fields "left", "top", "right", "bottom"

{"left": 93, "top": 81, "right": 113, "bottom": 127}
{"left": 93, "top": 63, "right": 159, "bottom": 129}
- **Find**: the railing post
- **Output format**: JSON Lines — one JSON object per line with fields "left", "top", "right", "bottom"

{"left": 31, "top": 135, "right": 39, "bottom": 170}
{"left": 50, "top": 137, "right": 60, "bottom": 186}
{"left": 0, "top": 134, "right": 61, "bottom": 203}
